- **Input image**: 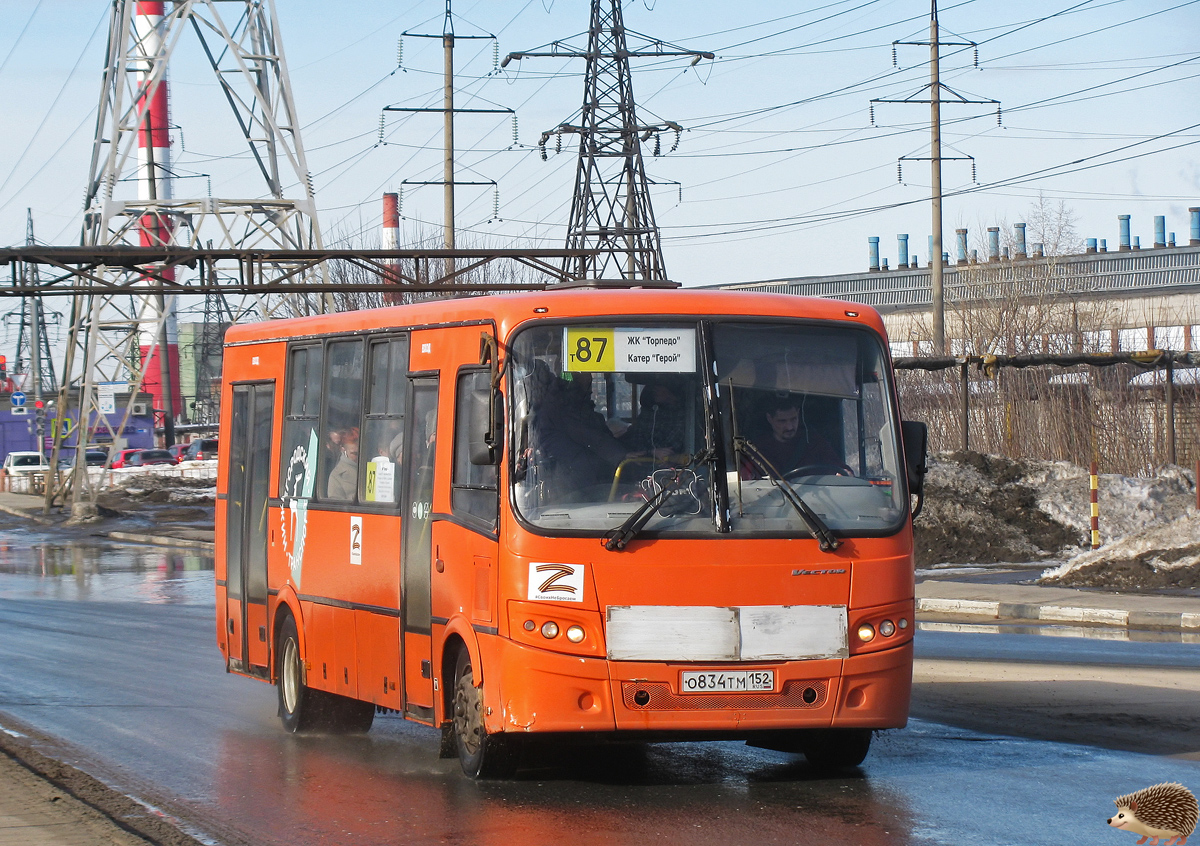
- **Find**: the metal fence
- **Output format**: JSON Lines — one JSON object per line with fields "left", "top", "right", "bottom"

{"left": 894, "top": 352, "right": 1200, "bottom": 475}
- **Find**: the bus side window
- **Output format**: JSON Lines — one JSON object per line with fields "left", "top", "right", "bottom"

{"left": 361, "top": 336, "right": 408, "bottom": 505}
{"left": 452, "top": 369, "right": 498, "bottom": 527}
{"left": 281, "top": 345, "right": 323, "bottom": 503}
{"left": 321, "top": 340, "right": 365, "bottom": 502}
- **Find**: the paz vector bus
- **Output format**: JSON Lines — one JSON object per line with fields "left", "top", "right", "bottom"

{"left": 215, "top": 287, "right": 928, "bottom": 778}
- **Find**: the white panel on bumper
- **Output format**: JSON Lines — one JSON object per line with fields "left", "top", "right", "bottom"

{"left": 606, "top": 605, "right": 848, "bottom": 662}
{"left": 606, "top": 606, "right": 739, "bottom": 661}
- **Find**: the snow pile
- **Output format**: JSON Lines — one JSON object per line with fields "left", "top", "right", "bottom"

{"left": 103, "top": 473, "right": 216, "bottom": 505}
{"left": 917, "top": 452, "right": 1200, "bottom": 591}
{"left": 914, "top": 453, "right": 1077, "bottom": 568}
{"left": 1025, "top": 462, "right": 1195, "bottom": 544}
{"left": 1041, "top": 511, "right": 1200, "bottom": 582}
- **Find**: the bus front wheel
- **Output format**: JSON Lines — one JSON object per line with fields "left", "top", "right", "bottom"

{"left": 451, "top": 649, "right": 515, "bottom": 778}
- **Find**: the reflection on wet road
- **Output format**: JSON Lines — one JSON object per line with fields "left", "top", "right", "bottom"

{"left": 0, "top": 530, "right": 1197, "bottom": 846}
{"left": 0, "top": 529, "right": 211, "bottom": 605}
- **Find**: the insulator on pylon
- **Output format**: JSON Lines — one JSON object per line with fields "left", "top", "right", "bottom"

{"left": 207, "top": 176, "right": 212, "bottom": 198}
{"left": 869, "top": 103, "right": 875, "bottom": 126}
{"left": 897, "top": 162, "right": 902, "bottom": 183}
{"left": 492, "top": 40, "right": 499, "bottom": 72}
{"left": 891, "top": 45, "right": 897, "bottom": 67}
{"left": 996, "top": 106, "right": 1002, "bottom": 126}
{"left": 670, "top": 127, "right": 681, "bottom": 153}
{"left": 397, "top": 37, "right": 404, "bottom": 68}
{"left": 511, "top": 114, "right": 519, "bottom": 144}
{"left": 378, "top": 114, "right": 386, "bottom": 144}
{"left": 973, "top": 46, "right": 979, "bottom": 68}
{"left": 653, "top": 134, "right": 661, "bottom": 157}
{"left": 492, "top": 186, "right": 500, "bottom": 221}
{"left": 398, "top": 186, "right": 404, "bottom": 215}
{"left": 555, "top": 130, "right": 562, "bottom": 154}
{"left": 971, "top": 161, "right": 977, "bottom": 183}
{"left": 539, "top": 139, "right": 547, "bottom": 161}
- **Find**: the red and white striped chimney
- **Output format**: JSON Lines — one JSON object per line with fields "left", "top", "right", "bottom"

{"left": 382, "top": 192, "right": 400, "bottom": 284}
{"left": 134, "top": 1, "right": 182, "bottom": 424}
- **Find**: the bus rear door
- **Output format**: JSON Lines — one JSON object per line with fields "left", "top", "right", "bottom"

{"left": 224, "top": 381, "right": 275, "bottom": 675}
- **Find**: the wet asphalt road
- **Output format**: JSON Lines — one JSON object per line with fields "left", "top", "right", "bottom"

{"left": 0, "top": 532, "right": 1197, "bottom": 846}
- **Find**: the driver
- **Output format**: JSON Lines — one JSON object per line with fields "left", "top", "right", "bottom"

{"left": 746, "top": 395, "right": 841, "bottom": 477}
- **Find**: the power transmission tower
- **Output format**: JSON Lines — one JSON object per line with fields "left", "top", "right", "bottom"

{"left": 11, "top": 212, "right": 59, "bottom": 404}
{"left": 870, "top": 0, "right": 999, "bottom": 354}
{"left": 54, "top": 0, "right": 323, "bottom": 518}
{"left": 505, "top": 1, "right": 711, "bottom": 285}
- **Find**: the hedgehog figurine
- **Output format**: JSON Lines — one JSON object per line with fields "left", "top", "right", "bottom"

{"left": 1108, "top": 783, "right": 1198, "bottom": 846}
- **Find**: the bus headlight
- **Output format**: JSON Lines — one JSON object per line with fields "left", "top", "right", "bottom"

{"left": 540, "top": 621, "right": 560, "bottom": 639}
{"left": 879, "top": 619, "right": 896, "bottom": 637}
{"left": 566, "top": 625, "right": 585, "bottom": 643}
{"left": 857, "top": 623, "right": 876, "bottom": 643}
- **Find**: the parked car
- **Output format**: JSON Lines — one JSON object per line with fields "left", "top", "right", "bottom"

{"left": 110, "top": 448, "right": 143, "bottom": 469}
{"left": 183, "top": 439, "right": 218, "bottom": 462}
{"left": 57, "top": 451, "right": 109, "bottom": 470}
{"left": 126, "top": 449, "right": 175, "bottom": 467}
{"left": 2, "top": 451, "right": 50, "bottom": 476}
{"left": 167, "top": 444, "right": 189, "bottom": 464}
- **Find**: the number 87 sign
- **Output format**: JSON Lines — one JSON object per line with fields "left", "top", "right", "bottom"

{"left": 563, "top": 327, "right": 696, "bottom": 374}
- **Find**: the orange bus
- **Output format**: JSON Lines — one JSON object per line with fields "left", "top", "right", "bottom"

{"left": 216, "top": 288, "right": 927, "bottom": 777}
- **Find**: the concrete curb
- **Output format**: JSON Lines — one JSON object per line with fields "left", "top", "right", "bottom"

{"left": 0, "top": 503, "right": 55, "bottom": 526}
{"left": 104, "top": 531, "right": 215, "bottom": 552}
{"left": 917, "top": 598, "right": 1200, "bottom": 632}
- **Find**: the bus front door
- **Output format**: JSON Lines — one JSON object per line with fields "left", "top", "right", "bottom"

{"left": 401, "top": 377, "right": 438, "bottom": 720}
{"left": 225, "top": 382, "right": 275, "bottom": 676}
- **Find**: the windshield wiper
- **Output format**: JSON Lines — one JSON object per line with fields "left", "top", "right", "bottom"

{"left": 603, "top": 450, "right": 711, "bottom": 552}
{"left": 733, "top": 437, "right": 842, "bottom": 552}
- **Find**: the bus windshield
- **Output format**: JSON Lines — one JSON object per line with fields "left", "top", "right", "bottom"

{"left": 509, "top": 319, "right": 906, "bottom": 539}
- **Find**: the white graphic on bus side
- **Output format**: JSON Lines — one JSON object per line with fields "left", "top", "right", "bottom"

{"left": 280, "top": 428, "right": 318, "bottom": 588}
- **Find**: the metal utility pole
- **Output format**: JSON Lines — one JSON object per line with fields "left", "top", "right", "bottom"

{"left": 871, "top": 0, "right": 998, "bottom": 354}
{"left": 505, "top": 0, "right": 711, "bottom": 285}
{"left": 56, "top": 0, "right": 324, "bottom": 519}
{"left": 385, "top": 1, "right": 510, "bottom": 283}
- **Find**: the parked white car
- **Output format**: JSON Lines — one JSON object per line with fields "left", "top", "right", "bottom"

{"left": 2, "top": 451, "right": 50, "bottom": 476}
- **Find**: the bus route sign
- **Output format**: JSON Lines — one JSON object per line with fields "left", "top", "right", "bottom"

{"left": 563, "top": 327, "right": 695, "bottom": 374}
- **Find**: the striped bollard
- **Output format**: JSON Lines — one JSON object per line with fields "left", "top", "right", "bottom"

{"left": 1090, "top": 460, "right": 1100, "bottom": 550}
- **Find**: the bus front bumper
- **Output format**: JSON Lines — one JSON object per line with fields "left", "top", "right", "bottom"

{"left": 485, "top": 636, "right": 912, "bottom": 735}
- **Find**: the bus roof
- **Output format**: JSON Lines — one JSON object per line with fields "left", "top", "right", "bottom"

{"left": 224, "top": 288, "right": 887, "bottom": 346}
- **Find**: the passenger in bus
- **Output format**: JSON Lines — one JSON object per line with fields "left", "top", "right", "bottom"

{"left": 529, "top": 365, "right": 625, "bottom": 497}
{"left": 619, "top": 379, "right": 688, "bottom": 459}
{"left": 745, "top": 395, "right": 842, "bottom": 477}
{"left": 325, "top": 428, "right": 360, "bottom": 500}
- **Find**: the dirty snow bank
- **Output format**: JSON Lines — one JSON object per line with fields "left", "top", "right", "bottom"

{"left": 917, "top": 451, "right": 1200, "bottom": 591}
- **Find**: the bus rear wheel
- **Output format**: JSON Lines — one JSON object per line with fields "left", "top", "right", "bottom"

{"left": 800, "top": 728, "right": 872, "bottom": 771}
{"left": 451, "top": 649, "right": 515, "bottom": 778}
{"left": 276, "top": 615, "right": 374, "bottom": 734}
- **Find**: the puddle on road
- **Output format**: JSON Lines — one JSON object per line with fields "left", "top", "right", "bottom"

{"left": 0, "top": 529, "right": 214, "bottom": 605}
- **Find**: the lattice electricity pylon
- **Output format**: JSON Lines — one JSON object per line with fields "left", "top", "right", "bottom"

{"left": 54, "top": 0, "right": 324, "bottom": 517}
{"left": 504, "top": 1, "right": 711, "bottom": 285}
{"left": 9, "top": 212, "right": 59, "bottom": 400}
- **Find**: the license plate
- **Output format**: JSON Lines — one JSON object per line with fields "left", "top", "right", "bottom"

{"left": 680, "top": 669, "right": 774, "bottom": 693}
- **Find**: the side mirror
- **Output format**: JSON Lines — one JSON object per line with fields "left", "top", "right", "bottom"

{"left": 901, "top": 420, "right": 928, "bottom": 519}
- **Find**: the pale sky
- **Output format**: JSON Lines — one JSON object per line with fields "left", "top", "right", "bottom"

{"left": 1, "top": 0, "right": 1197, "bottom": 307}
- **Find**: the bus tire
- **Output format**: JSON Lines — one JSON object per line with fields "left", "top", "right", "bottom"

{"left": 277, "top": 614, "right": 318, "bottom": 733}
{"left": 451, "top": 649, "right": 515, "bottom": 778}
{"left": 800, "top": 728, "right": 872, "bottom": 771}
